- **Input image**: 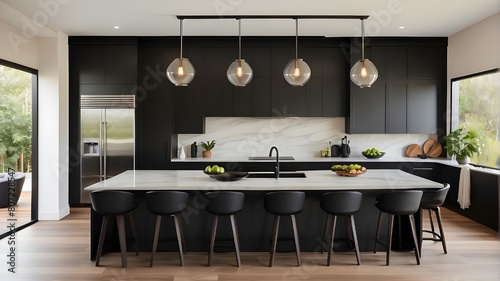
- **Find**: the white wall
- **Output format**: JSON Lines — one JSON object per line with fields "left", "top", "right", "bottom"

{"left": 0, "top": 19, "right": 37, "bottom": 68}
{"left": 1, "top": 19, "right": 70, "bottom": 220}
{"left": 448, "top": 12, "right": 500, "bottom": 79}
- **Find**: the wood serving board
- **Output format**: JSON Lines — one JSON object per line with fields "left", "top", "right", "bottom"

{"left": 423, "top": 139, "right": 442, "bottom": 157}
{"left": 406, "top": 144, "right": 422, "bottom": 158}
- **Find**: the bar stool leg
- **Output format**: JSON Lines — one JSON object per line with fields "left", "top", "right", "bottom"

{"left": 175, "top": 214, "right": 187, "bottom": 254}
{"left": 95, "top": 216, "right": 109, "bottom": 266}
{"left": 291, "top": 214, "right": 302, "bottom": 267}
{"left": 374, "top": 211, "right": 383, "bottom": 253}
{"left": 208, "top": 215, "right": 219, "bottom": 266}
{"left": 386, "top": 214, "right": 394, "bottom": 266}
{"left": 350, "top": 215, "right": 361, "bottom": 265}
{"left": 327, "top": 215, "right": 337, "bottom": 266}
{"left": 269, "top": 215, "right": 280, "bottom": 267}
{"left": 230, "top": 215, "right": 241, "bottom": 267}
{"left": 321, "top": 215, "right": 331, "bottom": 254}
{"left": 150, "top": 215, "right": 162, "bottom": 267}
{"left": 409, "top": 214, "right": 421, "bottom": 265}
{"left": 419, "top": 207, "right": 424, "bottom": 257}
{"left": 116, "top": 215, "right": 128, "bottom": 268}
{"left": 435, "top": 207, "right": 448, "bottom": 254}
{"left": 429, "top": 209, "right": 436, "bottom": 239}
{"left": 128, "top": 213, "right": 139, "bottom": 256}
{"left": 173, "top": 214, "right": 185, "bottom": 266}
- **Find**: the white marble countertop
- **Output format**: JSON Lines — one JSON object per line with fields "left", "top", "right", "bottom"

{"left": 172, "top": 155, "right": 453, "bottom": 163}
{"left": 85, "top": 169, "right": 443, "bottom": 191}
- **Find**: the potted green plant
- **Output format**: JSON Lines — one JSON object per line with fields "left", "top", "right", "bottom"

{"left": 201, "top": 140, "right": 216, "bottom": 158}
{"left": 443, "top": 128, "right": 481, "bottom": 164}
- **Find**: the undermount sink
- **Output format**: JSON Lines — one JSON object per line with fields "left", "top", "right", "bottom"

{"left": 248, "top": 156, "right": 295, "bottom": 160}
{"left": 247, "top": 172, "right": 307, "bottom": 178}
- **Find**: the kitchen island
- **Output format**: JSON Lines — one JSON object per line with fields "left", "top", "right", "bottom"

{"left": 86, "top": 169, "right": 443, "bottom": 260}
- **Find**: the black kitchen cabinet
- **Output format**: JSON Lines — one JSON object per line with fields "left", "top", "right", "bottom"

{"left": 136, "top": 46, "right": 174, "bottom": 169}
{"left": 172, "top": 47, "right": 205, "bottom": 134}
{"left": 71, "top": 44, "right": 137, "bottom": 85}
{"left": 348, "top": 82, "right": 386, "bottom": 133}
{"left": 271, "top": 47, "right": 307, "bottom": 117}
{"left": 347, "top": 39, "right": 447, "bottom": 134}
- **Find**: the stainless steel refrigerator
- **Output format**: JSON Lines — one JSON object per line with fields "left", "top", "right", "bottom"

{"left": 80, "top": 95, "right": 135, "bottom": 203}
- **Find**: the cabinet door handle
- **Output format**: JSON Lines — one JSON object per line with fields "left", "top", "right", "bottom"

{"left": 414, "top": 167, "right": 433, "bottom": 171}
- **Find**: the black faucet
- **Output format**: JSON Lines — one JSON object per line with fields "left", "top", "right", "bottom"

{"left": 269, "top": 146, "right": 279, "bottom": 179}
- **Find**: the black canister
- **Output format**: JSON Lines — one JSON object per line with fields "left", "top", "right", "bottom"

{"left": 331, "top": 145, "right": 341, "bottom": 157}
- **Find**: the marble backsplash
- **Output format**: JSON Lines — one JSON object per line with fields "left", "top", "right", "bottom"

{"left": 177, "top": 117, "right": 436, "bottom": 158}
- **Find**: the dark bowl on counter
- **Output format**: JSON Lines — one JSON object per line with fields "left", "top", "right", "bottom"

{"left": 204, "top": 171, "right": 249, "bottom": 181}
{"left": 362, "top": 151, "right": 385, "bottom": 159}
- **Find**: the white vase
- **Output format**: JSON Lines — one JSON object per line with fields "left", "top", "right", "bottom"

{"left": 178, "top": 146, "right": 186, "bottom": 159}
{"left": 456, "top": 156, "right": 470, "bottom": 164}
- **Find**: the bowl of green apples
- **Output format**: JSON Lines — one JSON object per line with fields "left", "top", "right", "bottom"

{"left": 362, "top": 148, "right": 385, "bottom": 159}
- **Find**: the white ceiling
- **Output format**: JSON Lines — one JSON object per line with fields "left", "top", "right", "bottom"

{"left": 0, "top": 0, "right": 499, "bottom": 37}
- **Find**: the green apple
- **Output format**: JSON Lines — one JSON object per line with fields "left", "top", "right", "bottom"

{"left": 219, "top": 167, "right": 225, "bottom": 174}
{"left": 211, "top": 165, "right": 220, "bottom": 173}
{"left": 204, "top": 165, "right": 212, "bottom": 173}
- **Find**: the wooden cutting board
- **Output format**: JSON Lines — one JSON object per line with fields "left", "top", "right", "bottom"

{"left": 422, "top": 139, "right": 442, "bottom": 157}
{"left": 406, "top": 144, "right": 422, "bottom": 158}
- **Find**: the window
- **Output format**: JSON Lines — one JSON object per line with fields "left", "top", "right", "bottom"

{"left": 451, "top": 69, "right": 500, "bottom": 168}
{"left": 0, "top": 59, "right": 38, "bottom": 239}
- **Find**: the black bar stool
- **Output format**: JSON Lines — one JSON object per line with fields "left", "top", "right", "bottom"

{"left": 205, "top": 191, "right": 245, "bottom": 267}
{"left": 374, "top": 190, "right": 423, "bottom": 265}
{"left": 264, "top": 191, "right": 305, "bottom": 267}
{"left": 145, "top": 191, "right": 189, "bottom": 267}
{"left": 89, "top": 190, "right": 138, "bottom": 268}
{"left": 320, "top": 191, "right": 362, "bottom": 266}
{"left": 420, "top": 183, "right": 450, "bottom": 256}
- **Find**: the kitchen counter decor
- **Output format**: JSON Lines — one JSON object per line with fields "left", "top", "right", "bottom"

{"left": 205, "top": 171, "right": 249, "bottom": 181}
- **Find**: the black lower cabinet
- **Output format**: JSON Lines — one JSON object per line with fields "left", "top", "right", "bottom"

{"left": 441, "top": 165, "right": 498, "bottom": 231}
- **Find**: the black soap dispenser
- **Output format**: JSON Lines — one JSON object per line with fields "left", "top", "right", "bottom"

{"left": 191, "top": 142, "right": 198, "bottom": 158}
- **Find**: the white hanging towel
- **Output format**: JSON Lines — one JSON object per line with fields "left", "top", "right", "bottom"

{"left": 457, "top": 164, "right": 472, "bottom": 209}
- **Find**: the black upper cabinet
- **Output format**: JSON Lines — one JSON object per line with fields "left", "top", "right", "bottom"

{"left": 72, "top": 44, "right": 137, "bottom": 85}
{"left": 104, "top": 45, "right": 137, "bottom": 84}
{"left": 347, "top": 38, "right": 447, "bottom": 134}
{"left": 72, "top": 45, "right": 105, "bottom": 84}
{"left": 172, "top": 47, "right": 205, "bottom": 134}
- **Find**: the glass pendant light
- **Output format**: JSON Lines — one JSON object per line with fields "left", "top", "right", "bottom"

{"left": 350, "top": 19, "right": 378, "bottom": 88}
{"left": 227, "top": 19, "right": 253, "bottom": 87}
{"left": 166, "top": 19, "right": 195, "bottom": 86}
{"left": 283, "top": 18, "right": 311, "bottom": 87}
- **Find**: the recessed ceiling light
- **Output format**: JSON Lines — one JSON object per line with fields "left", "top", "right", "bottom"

{"left": 399, "top": 26, "right": 405, "bottom": 29}
{"left": 114, "top": 26, "right": 120, "bottom": 29}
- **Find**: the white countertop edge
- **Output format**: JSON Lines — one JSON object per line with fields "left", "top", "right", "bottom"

{"left": 85, "top": 169, "right": 444, "bottom": 191}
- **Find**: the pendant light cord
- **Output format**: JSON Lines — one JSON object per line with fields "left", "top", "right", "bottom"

{"left": 295, "top": 18, "right": 299, "bottom": 60}
{"left": 238, "top": 19, "right": 242, "bottom": 60}
{"left": 361, "top": 19, "right": 365, "bottom": 60}
{"left": 180, "top": 19, "right": 184, "bottom": 59}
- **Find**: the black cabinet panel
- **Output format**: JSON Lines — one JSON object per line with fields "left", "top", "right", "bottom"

{"left": 233, "top": 84, "right": 253, "bottom": 117}
{"left": 251, "top": 76, "right": 272, "bottom": 117}
{"left": 104, "top": 45, "right": 137, "bottom": 84}
{"left": 136, "top": 46, "right": 174, "bottom": 169}
{"left": 386, "top": 47, "right": 407, "bottom": 80}
{"left": 348, "top": 40, "right": 446, "bottom": 134}
{"left": 172, "top": 47, "right": 205, "bottom": 134}
{"left": 407, "top": 82, "right": 438, "bottom": 134}
{"left": 305, "top": 76, "right": 323, "bottom": 117}
{"left": 386, "top": 82, "right": 407, "bottom": 133}
{"left": 271, "top": 47, "right": 306, "bottom": 117}
{"left": 408, "top": 47, "right": 446, "bottom": 79}
{"left": 349, "top": 83, "right": 386, "bottom": 133}
{"left": 73, "top": 45, "right": 105, "bottom": 84}
{"left": 322, "top": 76, "right": 345, "bottom": 117}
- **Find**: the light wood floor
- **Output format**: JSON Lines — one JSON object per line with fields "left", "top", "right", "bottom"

{"left": 2, "top": 207, "right": 499, "bottom": 280}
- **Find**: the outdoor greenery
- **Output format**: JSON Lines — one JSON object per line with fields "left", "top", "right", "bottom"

{"left": 456, "top": 71, "right": 500, "bottom": 167}
{"left": 0, "top": 65, "right": 32, "bottom": 172}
